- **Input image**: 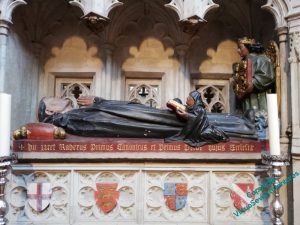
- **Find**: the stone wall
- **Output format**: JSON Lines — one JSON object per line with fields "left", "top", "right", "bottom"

{"left": 7, "top": 163, "right": 277, "bottom": 225}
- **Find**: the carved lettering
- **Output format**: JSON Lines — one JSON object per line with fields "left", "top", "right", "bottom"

{"left": 117, "top": 144, "right": 147, "bottom": 151}
{"left": 158, "top": 144, "right": 181, "bottom": 151}
{"left": 230, "top": 144, "right": 254, "bottom": 152}
{"left": 208, "top": 145, "right": 225, "bottom": 152}
{"left": 184, "top": 145, "right": 203, "bottom": 152}
{"left": 13, "top": 140, "right": 263, "bottom": 153}
{"left": 150, "top": 144, "right": 156, "bottom": 151}
{"left": 90, "top": 144, "right": 113, "bottom": 151}
{"left": 59, "top": 144, "right": 87, "bottom": 151}
{"left": 19, "top": 144, "right": 25, "bottom": 151}
{"left": 27, "top": 143, "right": 37, "bottom": 151}
{"left": 41, "top": 144, "right": 56, "bottom": 151}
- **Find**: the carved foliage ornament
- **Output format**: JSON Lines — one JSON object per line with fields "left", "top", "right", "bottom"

{"left": 289, "top": 32, "right": 300, "bottom": 63}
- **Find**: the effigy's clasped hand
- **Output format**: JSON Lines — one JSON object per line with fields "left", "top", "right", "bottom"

{"left": 77, "top": 96, "right": 95, "bottom": 106}
{"left": 176, "top": 108, "right": 188, "bottom": 120}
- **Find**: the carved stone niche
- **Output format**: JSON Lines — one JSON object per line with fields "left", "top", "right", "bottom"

{"left": 81, "top": 11, "right": 110, "bottom": 33}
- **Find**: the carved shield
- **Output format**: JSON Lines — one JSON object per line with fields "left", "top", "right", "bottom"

{"left": 164, "top": 183, "right": 188, "bottom": 211}
{"left": 94, "top": 183, "right": 119, "bottom": 214}
{"left": 27, "top": 182, "right": 52, "bottom": 212}
{"left": 230, "top": 183, "right": 255, "bottom": 210}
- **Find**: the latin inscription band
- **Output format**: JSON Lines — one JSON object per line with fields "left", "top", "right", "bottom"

{"left": 13, "top": 139, "right": 268, "bottom": 153}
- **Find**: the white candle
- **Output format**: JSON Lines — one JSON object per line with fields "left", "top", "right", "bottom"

{"left": 0, "top": 93, "right": 11, "bottom": 157}
{"left": 267, "top": 94, "right": 280, "bottom": 155}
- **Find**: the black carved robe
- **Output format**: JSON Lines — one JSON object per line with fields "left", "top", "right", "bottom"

{"left": 45, "top": 98, "right": 257, "bottom": 147}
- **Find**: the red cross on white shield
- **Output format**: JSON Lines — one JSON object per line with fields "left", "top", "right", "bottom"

{"left": 27, "top": 182, "right": 52, "bottom": 212}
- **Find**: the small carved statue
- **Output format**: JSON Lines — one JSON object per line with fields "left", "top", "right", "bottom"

{"left": 232, "top": 37, "right": 276, "bottom": 113}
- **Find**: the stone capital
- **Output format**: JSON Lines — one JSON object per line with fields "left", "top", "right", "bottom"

{"left": 102, "top": 43, "right": 115, "bottom": 56}
{"left": 276, "top": 26, "right": 288, "bottom": 43}
{"left": 175, "top": 44, "right": 189, "bottom": 58}
{"left": 0, "top": 20, "right": 10, "bottom": 36}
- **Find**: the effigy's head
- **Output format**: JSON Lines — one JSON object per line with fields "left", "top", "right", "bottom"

{"left": 188, "top": 90, "right": 205, "bottom": 108}
{"left": 37, "top": 97, "right": 73, "bottom": 122}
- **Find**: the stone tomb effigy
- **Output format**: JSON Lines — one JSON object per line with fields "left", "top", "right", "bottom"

{"left": 13, "top": 123, "right": 268, "bottom": 160}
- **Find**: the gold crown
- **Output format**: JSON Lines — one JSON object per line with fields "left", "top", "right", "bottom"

{"left": 238, "top": 37, "right": 256, "bottom": 45}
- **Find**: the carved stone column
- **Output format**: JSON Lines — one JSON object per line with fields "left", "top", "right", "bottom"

{"left": 288, "top": 31, "right": 300, "bottom": 145}
{"left": 0, "top": 0, "right": 27, "bottom": 92}
{"left": 0, "top": 21, "right": 10, "bottom": 92}
{"left": 287, "top": 17, "right": 300, "bottom": 225}
{"left": 276, "top": 26, "right": 289, "bottom": 151}
{"left": 103, "top": 43, "right": 115, "bottom": 99}
{"left": 175, "top": 44, "right": 190, "bottom": 101}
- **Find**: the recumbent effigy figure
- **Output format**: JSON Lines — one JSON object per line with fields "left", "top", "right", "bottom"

{"left": 36, "top": 90, "right": 258, "bottom": 147}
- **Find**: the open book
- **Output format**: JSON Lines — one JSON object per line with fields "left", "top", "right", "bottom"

{"left": 166, "top": 99, "right": 186, "bottom": 111}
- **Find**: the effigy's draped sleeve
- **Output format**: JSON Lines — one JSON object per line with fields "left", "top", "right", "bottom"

{"left": 165, "top": 107, "right": 228, "bottom": 147}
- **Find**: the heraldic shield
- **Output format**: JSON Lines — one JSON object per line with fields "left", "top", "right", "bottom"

{"left": 164, "top": 183, "right": 188, "bottom": 211}
{"left": 94, "top": 183, "right": 119, "bottom": 214}
{"left": 27, "top": 182, "right": 52, "bottom": 212}
{"left": 230, "top": 183, "right": 255, "bottom": 210}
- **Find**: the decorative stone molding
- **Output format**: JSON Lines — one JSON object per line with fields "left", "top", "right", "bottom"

{"left": 164, "top": 0, "right": 219, "bottom": 33}
{"left": 69, "top": 0, "right": 123, "bottom": 17}
{"left": 277, "top": 26, "right": 288, "bottom": 43}
{"left": 214, "top": 172, "right": 270, "bottom": 221}
{"left": 0, "top": 20, "right": 10, "bottom": 36}
{"left": 0, "top": 0, "right": 27, "bottom": 23}
{"left": 164, "top": 0, "right": 219, "bottom": 22}
{"left": 69, "top": 0, "right": 123, "bottom": 32}
{"left": 81, "top": 12, "right": 110, "bottom": 33}
{"left": 145, "top": 171, "right": 207, "bottom": 222}
{"left": 128, "top": 84, "right": 160, "bottom": 108}
{"left": 8, "top": 165, "right": 272, "bottom": 225}
{"left": 102, "top": 43, "right": 115, "bottom": 58}
{"left": 197, "top": 85, "right": 227, "bottom": 113}
{"left": 261, "top": 0, "right": 288, "bottom": 28}
{"left": 8, "top": 171, "right": 70, "bottom": 223}
{"left": 288, "top": 31, "right": 300, "bottom": 63}
{"left": 76, "top": 171, "right": 136, "bottom": 221}
{"left": 175, "top": 44, "right": 188, "bottom": 58}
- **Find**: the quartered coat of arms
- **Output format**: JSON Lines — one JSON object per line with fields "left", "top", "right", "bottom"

{"left": 163, "top": 183, "right": 188, "bottom": 211}
{"left": 94, "top": 183, "right": 119, "bottom": 214}
{"left": 27, "top": 182, "right": 52, "bottom": 212}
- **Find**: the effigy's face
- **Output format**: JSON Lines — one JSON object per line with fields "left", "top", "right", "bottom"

{"left": 237, "top": 43, "right": 249, "bottom": 58}
{"left": 186, "top": 96, "right": 195, "bottom": 107}
{"left": 43, "top": 97, "right": 73, "bottom": 116}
